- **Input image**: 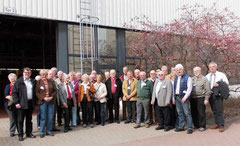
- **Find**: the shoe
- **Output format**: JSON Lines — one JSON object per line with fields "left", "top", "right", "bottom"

{"left": 83, "top": 124, "right": 87, "bottom": 128}
{"left": 47, "top": 133, "right": 54, "bottom": 136}
{"left": 145, "top": 124, "right": 150, "bottom": 128}
{"left": 149, "top": 121, "right": 153, "bottom": 125}
{"left": 90, "top": 124, "right": 94, "bottom": 128}
{"left": 187, "top": 129, "right": 193, "bottom": 134}
{"left": 124, "top": 120, "right": 131, "bottom": 124}
{"left": 26, "top": 133, "right": 36, "bottom": 138}
{"left": 175, "top": 128, "right": 185, "bottom": 132}
{"left": 116, "top": 120, "right": 120, "bottom": 124}
{"left": 109, "top": 121, "right": 113, "bottom": 124}
{"left": 19, "top": 136, "right": 23, "bottom": 141}
{"left": 219, "top": 127, "right": 224, "bottom": 132}
{"left": 64, "top": 129, "right": 68, "bottom": 133}
{"left": 210, "top": 124, "right": 219, "bottom": 129}
{"left": 155, "top": 126, "right": 164, "bottom": 130}
{"left": 198, "top": 127, "right": 206, "bottom": 131}
{"left": 68, "top": 128, "right": 73, "bottom": 131}
{"left": 194, "top": 126, "right": 199, "bottom": 129}
{"left": 10, "top": 133, "right": 15, "bottom": 137}
{"left": 164, "top": 128, "right": 171, "bottom": 132}
{"left": 134, "top": 125, "right": 141, "bottom": 129}
{"left": 52, "top": 128, "right": 60, "bottom": 131}
{"left": 40, "top": 134, "right": 44, "bottom": 138}
{"left": 101, "top": 123, "right": 105, "bottom": 126}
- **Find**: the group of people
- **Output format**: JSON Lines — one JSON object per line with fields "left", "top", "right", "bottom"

{"left": 3, "top": 61, "right": 229, "bottom": 141}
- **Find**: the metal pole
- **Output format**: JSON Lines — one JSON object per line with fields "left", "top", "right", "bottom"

{"left": 79, "top": 0, "right": 83, "bottom": 73}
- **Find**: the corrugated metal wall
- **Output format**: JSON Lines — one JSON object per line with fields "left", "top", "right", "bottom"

{"left": 0, "top": 0, "right": 239, "bottom": 28}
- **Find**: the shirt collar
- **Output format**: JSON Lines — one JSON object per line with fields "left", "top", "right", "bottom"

{"left": 211, "top": 71, "right": 218, "bottom": 75}
{"left": 82, "top": 82, "right": 89, "bottom": 85}
{"left": 24, "top": 77, "right": 30, "bottom": 81}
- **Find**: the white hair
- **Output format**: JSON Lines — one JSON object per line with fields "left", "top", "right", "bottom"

{"left": 110, "top": 69, "right": 116, "bottom": 74}
{"left": 82, "top": 74, "right": 89, "bottom": 79}
{"left": 57, "top": 71, "right": 63, "bottom": 76}
{"left": 8, "top": 73, "right": 17, "bottom": 80}
{"left": 76, "top": 72, "right": 82, "bottom": 76}
{"left": 161, "top": 65, "right": 168, "bottom": 70}
{"left": 105, "top": 71, "right": 110, "bottom": 75}
{"left": 39, "top": 69, "right": 49, "bottom": 75}
{"left": 134, "top": 69, "right": 140, "bottom": 73}
{"left": 140, "top": 71, "right": 146, "bottom": 76}
{"left": 150, "top": 70, "right": 156, "bottom": 74}
{"left": 175, "top": 64, "right": 184, "bottom": 70}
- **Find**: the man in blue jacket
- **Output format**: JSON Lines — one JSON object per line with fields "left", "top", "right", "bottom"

{"left": 173, "top": 64, "right": 193, "bottom": 134}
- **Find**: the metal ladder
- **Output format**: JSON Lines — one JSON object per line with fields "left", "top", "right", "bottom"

{"left": 77, "top": 0, "right": 100, "bottom": 73}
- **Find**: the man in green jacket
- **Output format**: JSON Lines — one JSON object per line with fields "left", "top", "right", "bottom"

{"left": 134, "top": 71, "right": 153, "bottom": 128}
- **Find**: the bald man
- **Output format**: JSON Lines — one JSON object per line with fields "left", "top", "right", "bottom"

{"left": 191, "top": 66, "right": 211, "bottom": 131}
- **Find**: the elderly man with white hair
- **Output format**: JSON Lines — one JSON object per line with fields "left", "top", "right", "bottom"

{"left": 74, "top": 72, "right": 82, "bottom": 125}
{"left": 206, "top": 62, "right": 229, "bottom": 132}
{"left": 59, "top": 75, "right": 76, "bottom": 133}
{"left": 134, "top": 69, "right": 140, "bottom": 80}
{"left": 134, "top": 71, "right": 153, "bottom": 129}
{"left": 191, "top": 66, "right": 211, "bottom": 131}
{"left": 50, "top": 67, "right": 58, "bottom": 80}
{"left": 173, "top": 64, "right": 193, "bottom": 134}
{"left": 54, "top": 71, "right": 64, "bottom": 126}
{"left": 48, "top": 69, "right": 61, "bottom": 131}
{"left": 151, "top": 71, "right": 172, "bottom": 131}
{"left": 105, "top": 69, "right": 122, "bottom": 123}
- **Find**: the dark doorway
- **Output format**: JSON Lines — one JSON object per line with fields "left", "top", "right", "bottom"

{"left": 0, "top": 15, "right": 57, "bottom": 110}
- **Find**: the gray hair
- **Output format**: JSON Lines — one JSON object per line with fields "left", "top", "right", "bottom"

{"left": 161, "top": 65, "right": 168, "bottom": 70}
{"left": 193, "top": 66, "right": 201, "bottom": 71}
{"left": 51, "top": 67, "right": 57, "bottom": 71}
{"left": 209, "top": 62, "right": 217, "bottom": 67}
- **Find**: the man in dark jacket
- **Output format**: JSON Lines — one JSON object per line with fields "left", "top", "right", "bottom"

{"left": 12, "top": 67, "right": 36, "bottom": 141}
{"left": 105, "top": 69, "right": 122, "bottom": 123}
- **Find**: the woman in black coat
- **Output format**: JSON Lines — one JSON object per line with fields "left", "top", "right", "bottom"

{"left": 4, "top": 73, "right": 18, "bottom": 137}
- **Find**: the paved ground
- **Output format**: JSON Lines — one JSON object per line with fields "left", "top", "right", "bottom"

{"left": 0, "top": 116, "right": 240, "bottom": 146}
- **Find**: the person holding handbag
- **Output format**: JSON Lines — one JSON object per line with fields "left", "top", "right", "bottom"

{"left": 35, "top": 69, "right": 57, "bottom": 138}
{"left": 78, "top": 74, "right": 96, "bottom": 128}
{"left": 4, "top": 73, "right": 18, "bottom": 137}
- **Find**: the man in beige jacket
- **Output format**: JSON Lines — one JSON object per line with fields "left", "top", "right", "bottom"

{"left": 122, "top": 71, "right": 138, "bottom": 123}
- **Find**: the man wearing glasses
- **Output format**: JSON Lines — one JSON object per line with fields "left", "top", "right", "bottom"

{"left": 12, "top": 67, "right": 36, "bottom": 141}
